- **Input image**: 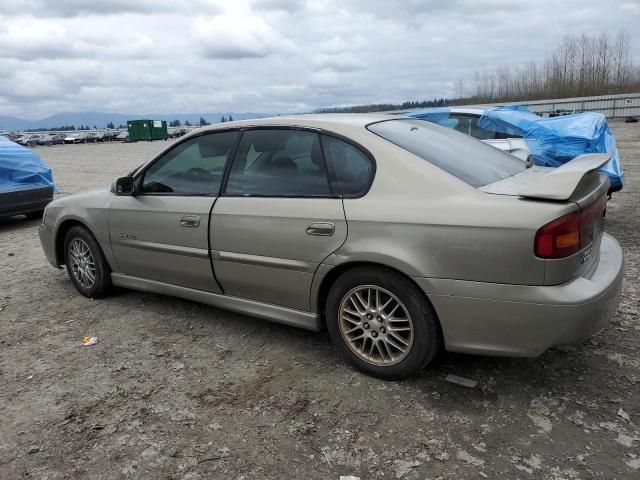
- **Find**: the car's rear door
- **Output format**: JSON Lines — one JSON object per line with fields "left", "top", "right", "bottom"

{"left": 108, "top": 130, "right": 238, "bottom": 292}
{"left": 210, "top": 128, "right": 347, "bottom": 311}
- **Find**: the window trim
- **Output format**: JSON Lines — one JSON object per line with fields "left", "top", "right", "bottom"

{"left": 219, "top": 126, "right": 376, "bottom": 199}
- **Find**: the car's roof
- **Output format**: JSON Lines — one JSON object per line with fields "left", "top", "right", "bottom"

{"left": 191, "top": 113, "right": 394, "bottom": 135}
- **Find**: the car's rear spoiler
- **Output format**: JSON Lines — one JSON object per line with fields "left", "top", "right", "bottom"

{"left": 518, "top": 153, "right": 611, "bottom": 201}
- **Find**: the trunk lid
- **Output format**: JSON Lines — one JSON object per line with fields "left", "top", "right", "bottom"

{"left": 481, "top": 153, "right": 611, "bottom": 204}
{"left": 480, "top": 153, "right": 611, "bottom": 285}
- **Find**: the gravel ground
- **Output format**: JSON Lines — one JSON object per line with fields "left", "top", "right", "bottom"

{"left": 1, "top": 123, "right": 639, "bottom": 479}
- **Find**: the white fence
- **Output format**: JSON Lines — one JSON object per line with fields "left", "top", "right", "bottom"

{"left": 466, "top": 92, "right": 640, "bottom": 118}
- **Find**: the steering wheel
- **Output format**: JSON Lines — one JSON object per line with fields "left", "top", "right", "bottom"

{"left": 184, "top": 167, "right": 214, "bottom": 181}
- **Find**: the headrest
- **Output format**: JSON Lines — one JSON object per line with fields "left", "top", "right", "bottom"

{"left": 252, "top": 131, "right": 288, "bottom": 152}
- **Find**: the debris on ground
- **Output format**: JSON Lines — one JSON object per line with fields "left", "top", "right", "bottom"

{"left": 445, "top": 374, "right": 478, "bottom": 388}
{"left": 82, "top": 336, "right": 98, "bottom": 346}
{"left": 618, "top": 407, "right": 630, "bottom": 421}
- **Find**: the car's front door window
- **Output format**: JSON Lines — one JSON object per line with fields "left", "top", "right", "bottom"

{"left": 141, "top": 131, "right": 238, "bottom": 195}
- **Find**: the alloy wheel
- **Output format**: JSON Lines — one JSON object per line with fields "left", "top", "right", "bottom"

{"left": 68, "top": 238, "right": 96, "bottom": 289}
{"left": 338, "top": 285, "right": 414, "bottom": 366}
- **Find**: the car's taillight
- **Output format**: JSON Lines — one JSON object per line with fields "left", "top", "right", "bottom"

{"left": 534, "top": 194, "right": 606, "bottom": 259}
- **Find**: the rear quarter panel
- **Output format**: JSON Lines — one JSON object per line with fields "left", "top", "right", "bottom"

{"left": 325, "top": 136, "right": 573, "bottom": 286}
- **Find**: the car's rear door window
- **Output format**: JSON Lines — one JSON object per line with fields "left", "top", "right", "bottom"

{"left": 141, "top": 131, "right": 238, "bottom": 195}
{"left": 225, "top": 129, "right": 332, "bottom": 196}
{"left": 321, "top": 135, "right": 373, "bottom": 197}
{"left": 367, "top": 119, "right": 525, "bottom": 187}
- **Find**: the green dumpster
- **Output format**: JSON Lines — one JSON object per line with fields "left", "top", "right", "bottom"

{"left": 127, "top": 119, "right": 168, "bottom": 142}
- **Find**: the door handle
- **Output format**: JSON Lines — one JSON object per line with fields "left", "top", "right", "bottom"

{"left": 180, "top": 215, "right": 201, "bottom": 228}
{"left": 306, "top": 222, "right": 335, "bottom": 236}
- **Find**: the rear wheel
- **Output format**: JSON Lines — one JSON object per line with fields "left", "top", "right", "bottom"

{"left": 63, "top": 226, "right": 112, "bottom": 298}
{"left": 326, "top": 266, "right": 441, "bottom": 380}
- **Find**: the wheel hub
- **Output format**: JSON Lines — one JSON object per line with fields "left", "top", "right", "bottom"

{"left": 338, "top": 285, "right": 414, "bottom": 366}
{"left": 68, "top": 238, "right": 96, "bottom": 289}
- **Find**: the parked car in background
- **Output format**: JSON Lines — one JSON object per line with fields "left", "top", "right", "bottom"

{"left": 403, "top": 108, "right": 531, "bottom": 161}
{"left": 549, "top": 109, "right": 577, "bottom": 117}
{"left": 115, "top": 131, "right": 129, "bottom": 142}
{"left": 103, "top": 130, "right": 119, "bottom": 141}
{"left": 85, "top": 132, "right": 102, "bottom": 143}
{"left": 64, "top": 133, "right": 86, "bottom": 144}
{"left": 39, "top": 115, "right": 623, "bottom": 379}
{"left": 625, "top": 116, "right": 638, "bottom": 123}
{"left": 1, "top": 136, "right": 55, "bottom": 219}
{"left": 17, "top": 134, "right": 45, "bottom": 147}
{"left": 43, "top": 134, "right": 66, "bottom": 145}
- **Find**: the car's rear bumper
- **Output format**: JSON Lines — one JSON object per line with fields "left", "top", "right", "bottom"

{"left": 413, "top": 232, "right": 624, "bottom": 357}
{"left": 0, "top": 186, "right": 53, "bottom": 218}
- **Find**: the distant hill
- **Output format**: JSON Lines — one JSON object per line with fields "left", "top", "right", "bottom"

{"left": 0, "top": 112, "right": 269, "bottom": 131}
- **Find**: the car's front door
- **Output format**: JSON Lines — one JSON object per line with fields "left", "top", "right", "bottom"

{"left": 108, "top": 130, "right": 238, "bottom": 292}
{"left": 210, "top": 128, "right": 347, "bottom": 311}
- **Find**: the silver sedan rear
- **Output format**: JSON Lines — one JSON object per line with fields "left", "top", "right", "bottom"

{"left": 39, "top": 114, "right": 623, "bottom": 379}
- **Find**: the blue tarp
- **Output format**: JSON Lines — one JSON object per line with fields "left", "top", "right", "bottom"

{"left": 405, "top": 105, "right": 624, "bottom": 189}
{"left": 0, "top": 136, "right": 55, "bottom": 192}
{"left": 478, "top": 105, "right": 623, "bottom": 189}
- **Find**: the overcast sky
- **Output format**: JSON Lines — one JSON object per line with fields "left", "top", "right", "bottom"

{"left": 1, "top": 0, "right": 639, "bottom": 118}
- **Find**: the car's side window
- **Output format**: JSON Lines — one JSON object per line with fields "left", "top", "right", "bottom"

{"left": 225, "top": 129, "right": 332, "bottom": 197}
{"left": 321, "top": 135, "right": 373, "bottom": 197}
{"left": 141, "top": 131, "right": 238, "bottom": 195}
{"left": 449, "top": 114, "right": 497, "bottom": 141}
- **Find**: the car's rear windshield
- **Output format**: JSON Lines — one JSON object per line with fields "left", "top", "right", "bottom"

{"left": 367, "top": 119, "right": 526, "bottom": 187}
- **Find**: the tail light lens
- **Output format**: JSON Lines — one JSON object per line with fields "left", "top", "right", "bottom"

{"left": 534, "top": 194, "right": 606, "bottom": 259}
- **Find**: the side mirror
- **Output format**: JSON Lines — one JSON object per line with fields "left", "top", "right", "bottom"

{"left": 115, "top": 176, "right": 135, "bottom": 196}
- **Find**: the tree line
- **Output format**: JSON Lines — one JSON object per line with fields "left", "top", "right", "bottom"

{"left": 467, "top": 31, "right": 639, "bottom": 102}
{"left": 319, "top": 31, "right": 640, "bottom": 113}
{"left": 168, "top": 115, "right": 234, "bottom": 128}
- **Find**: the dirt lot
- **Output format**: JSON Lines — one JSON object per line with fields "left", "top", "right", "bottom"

{"left": 1, "top": 123, "right": 639, "bottom": 479}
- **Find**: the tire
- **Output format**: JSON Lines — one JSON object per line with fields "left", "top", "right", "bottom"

{"left": 325, "top": 266, "right": 441, "bottom": 380}
{"left": 63, "top": 226, "right": 112, "bottom": 298}
{"left": 25, "top": 209, "right": 44, "bottom": 220}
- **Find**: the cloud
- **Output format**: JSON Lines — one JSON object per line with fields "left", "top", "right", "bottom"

{"left": 0, "top": 0, "right": 638, "bottom": 118}
{"left": 0, "top": 0, "right": 222, "bottom": 17}
{"left": 195, "top": 14, "right": 295, "bottom": 59}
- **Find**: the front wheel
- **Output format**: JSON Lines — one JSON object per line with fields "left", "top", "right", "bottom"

{"left": 326, "top": 266, "right": 441, "bottom": 380}
{"left": 63, "top": 226, "right": 112, "bottom": 298}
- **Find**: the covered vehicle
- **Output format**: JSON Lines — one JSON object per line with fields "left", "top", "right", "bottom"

{"left": 0, "top": 136, "right": 55, "bottom": 219}
{"left": 406, "top": 105, "right": 624, "bottom": 193}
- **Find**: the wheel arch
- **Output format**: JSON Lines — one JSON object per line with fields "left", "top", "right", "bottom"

{"left": 314, "top": 261, "right": 441, "bottom": 330}
{"left": 54, "top": 218, "right": 97, "bottom": 266}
